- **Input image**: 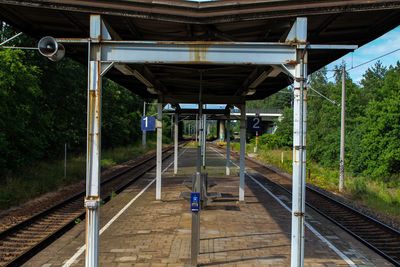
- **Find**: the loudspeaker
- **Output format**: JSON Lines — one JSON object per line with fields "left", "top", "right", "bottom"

{"left": 38, "top": 36, "right": 65, "bottom": 61}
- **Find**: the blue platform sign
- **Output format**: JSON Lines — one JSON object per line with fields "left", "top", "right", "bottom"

{"left": 141, "top": 116, "right": 156, "bottom": 131}
{"left": 190, "top": 192, "right": 200, "bottom": 212}
{"left": 247, "top": 117, "right": 262, "bottom": 132}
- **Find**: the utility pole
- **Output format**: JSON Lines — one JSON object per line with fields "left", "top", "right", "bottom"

{"left": 64, "top": 143, "right": 67, "bottom": 179}
{"left": 339, "top": 66, "right": 345, "bottom": 192}
{"left": 171, "top": 115, "right": 174, "bottom": 140}
{"left": 142, "top": 101, "right": 146, "bottom": 150}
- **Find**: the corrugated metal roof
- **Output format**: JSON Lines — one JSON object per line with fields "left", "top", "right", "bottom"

{"left": 0, "top": 0, "right": 399, "bottom": 103}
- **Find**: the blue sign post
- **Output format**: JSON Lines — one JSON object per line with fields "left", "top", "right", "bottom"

{"left": 141, "top": 116, "right": 156, "bottom": 131}
{"left": 247, "top": 116, "right": 262, "bottom": 132}
{"left": 190, "top": 192, "right": 200, "bottom": 212}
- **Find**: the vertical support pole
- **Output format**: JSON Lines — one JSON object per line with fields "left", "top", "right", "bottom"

{"left": 219, "top": 120, "right": 225, "bottom": 141}
{"left": 291, "top": 56, "right": 307, "bottom": 267}
{"left": 202, "top": 114, "right": 206, "bottom": 168}
{"left": 156, "top": 102, "right": 163, "bottom": 200}
{"left": 216, "top": 120, "right": 220, "bottom": 141}
{"left": 195, "top": 114, "right": 198, "bottom": 144}
{"left": 200, "top": 114, "right": 203, "bottom": 157}
{"left": 197, "top": 73, "right": 203, "bottom": 174}
{"left": 287, "top": 17, "right": 307, "bottom": 267}
{"left": 197, "top": 106, "right": 203, "bottom": 173}
{"left": 339, "top": 66, "right": 345, "bottom": 192}
{"left": 64, "top": 143, "right": 67, "bottom": 179}
{"left": 239, "top": 103, "right": 246, "bottom": 201}
{"left": 255, "top": 131, "right": 258, "bottom": 153}
{"left": 85, "top": 15, "right": 105, "bottom": 267}
{"left": 142, "top": 102, "right": 146, "bottom": 150}
{"left": 191, "top": 172, "right": 201, "bottom": 267}
{"left": 171, "top": 115, "right": 174, "bottom": 140}
{"left": 86, "top": 56, "right": 101, "bottom": 267}
{"left": 226, "top": 114, "right": 231, "bottom": 175}
{"left": 174, "top": 113, "right": 179, "bottom": 175}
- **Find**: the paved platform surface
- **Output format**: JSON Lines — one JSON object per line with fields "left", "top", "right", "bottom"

{"left": 25, "top": 145, "right": 392, "bottom": 266}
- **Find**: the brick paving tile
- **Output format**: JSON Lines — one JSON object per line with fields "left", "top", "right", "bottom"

{"left": 23, "top": 147, "right": 393, "bottom": 267}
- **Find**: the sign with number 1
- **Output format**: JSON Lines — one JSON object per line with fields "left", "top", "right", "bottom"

{"left": 141, "top": 116, "right": 156, "bottom": 131}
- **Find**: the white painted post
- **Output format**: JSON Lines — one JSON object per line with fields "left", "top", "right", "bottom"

{"left": 174, "top": 113, "right": 178, "bottom": 174}
{"left": 219, "top": 119, "right": 225, "bottom": 141}
{"left": 195, "top": 114, "right": 198, "bottom": 144}
{"left": 142, "top": 101, "right": 146, "bottom": 150}
{"left": 85, "top": 15, "right": 103, "bottom": 267}
{"left": 171, "top": 114, "right": 174, "bottom": 140}
{"left": 291, "top": 55, "right": 308, "bottom": 267}
{"left": 339, "top": 66, "right": 345, "bottom": 192}
{"left": 239, "top": 103, "right": 246, "bottom": 201}
{"left": 226, "top": 114, "right": 231, "bottom": 175}
{"left": 156, "top": 102, "right": 163, "bottom": 200}
{"left": 286, "top": 17, "right": 308, "bottom": 267}
{"left": 200, "top": 115, "right": 203, "bottom": 157}
{"left": 202, "top": 114, "right": 206, "bottom": 168}
{"left": 64, "top": 143, "right": 67, "bottom": 179}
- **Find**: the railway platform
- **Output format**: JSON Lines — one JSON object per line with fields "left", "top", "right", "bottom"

{"left": 24, "top": 145, "right": 392, "bottom": 266}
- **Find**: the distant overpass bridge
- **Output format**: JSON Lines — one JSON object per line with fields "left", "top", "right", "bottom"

{"left": 165, "top": 107, "right": 283, "bottom": 136}
{"left": 165, "top": 107, "right": 283, "bottom": 121}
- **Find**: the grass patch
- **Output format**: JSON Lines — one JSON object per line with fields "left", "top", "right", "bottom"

{"left": 0, "top": 141, "right": 159, "bottom": 210}
{"left": 232, "top": 142, "right": 400, "bottom": 218}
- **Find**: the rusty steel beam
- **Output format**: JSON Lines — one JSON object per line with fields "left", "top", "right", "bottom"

{"left": 161, "top": 94, "right": 244, "bottom": 105}
{"left": 1, "top": 0, "right": 399, "bottom": 24}
{"left": 97, "top": 41, "right": 298, "bottom": 65}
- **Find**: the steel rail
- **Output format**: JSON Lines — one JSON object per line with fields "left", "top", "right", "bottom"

{"left": 0, "top": 142, "right": 186, "bottom": 267}
{"left": 242, "top": 155, "right": 400, "bottom": 266}
{"left": 212, "top": 144, "right": 400, "bottom": 266}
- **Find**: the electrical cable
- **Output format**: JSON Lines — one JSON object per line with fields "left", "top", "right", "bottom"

{"left": 325, "top": 47, "right": 400, "bottom": 79}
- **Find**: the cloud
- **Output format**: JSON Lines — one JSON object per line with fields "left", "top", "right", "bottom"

{"left": 325, "top": 26, "right": 400, "bottom": 83}
{"left": 357, "top": 29, "right": 400, "bottom": 56}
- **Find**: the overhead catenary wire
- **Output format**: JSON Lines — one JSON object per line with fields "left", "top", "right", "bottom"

{"left": 308, "top": 85, "right": 340, "bottom": 106}
{"left": 326, "top": 47, "right": 400, "bottom": 79}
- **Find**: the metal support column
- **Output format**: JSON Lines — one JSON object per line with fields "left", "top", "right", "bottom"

{"left": 226, "top": 114, "right": 231, "bottom": 175}
{"left": 216, "top": 119, "right": 220, "bottom": 141}
{"left": 174, "top": 113, "right": 179, "bottom": 175}
{"left": 202, "top": 114, "right": 206, "bottom": 168}
{"left": 191, "top": 172, "right": 201, "bottom": 267}
{"left": 197, "top": 107, "right": 203, "bottom": 172}
{"left": 219, "top": 119, "right": 225, "bottom": 141}
{"left": 85, "top": 59, "right": 101, "bottom": 267}
{"left": 156, "top": 102, "right": 163, "bottom": 200}
{"left": 171, "top": 115, "right": 174, "bottom": 140}
{"left": 142, "top": 102, "right": 146, "bottom": 150}
{"left": 200, "top": 115, "right": 203, "bottom": 157}
{"left": 84, "top": 15, "right": 106, "bottom": 267}
{"left": 288, "top": 17, "right": 308, "bottom": 267}
{"left": 239, "top": 103, "right": 246, "bottom": 201}
{"left": 191, "top": 77, "right": 203, "bottom": 266}
{"left": 291, "top": 57, "right": 307, "bottom": 267}
{"left": 339, "top": 65, "right": 346, "bottom": 192}
{"left": 197, "top": 74, "right": 203, "bottom": 173}
{"left": 195, "top": 114, "right": 198, "bottom": 144}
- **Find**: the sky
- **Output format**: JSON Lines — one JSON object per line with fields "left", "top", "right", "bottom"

{"left": 326, "top": 25, "right": 400, "bottom": 83}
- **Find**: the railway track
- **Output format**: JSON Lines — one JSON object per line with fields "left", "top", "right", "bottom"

{"left": 0, "top": 142, "right": 186, "bottom": 267}
{"left": 215, "top": 145, "right": 400, "bottom": 266}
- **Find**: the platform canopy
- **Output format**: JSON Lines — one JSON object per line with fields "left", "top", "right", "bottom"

{"left": 0, "top": 0, "right": 399, "bottom": 104}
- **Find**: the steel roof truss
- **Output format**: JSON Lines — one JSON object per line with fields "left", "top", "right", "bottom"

{"left": 98, "top": 41, "right": 298, "bottom": 65}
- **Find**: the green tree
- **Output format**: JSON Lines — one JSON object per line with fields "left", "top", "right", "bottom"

{"left": 357, "top": 63, "right": 400, "bottom": 180}
{"left": 0, "top": 49, "right": 42, "bottom": 170}
{"left": 274, "top": 106, "right": 293, "bottom": 148}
